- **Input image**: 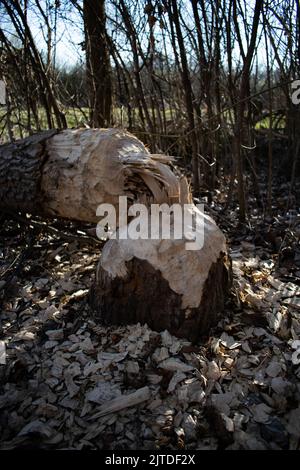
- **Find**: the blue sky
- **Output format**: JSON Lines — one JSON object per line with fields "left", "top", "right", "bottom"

{"left": 0, "top": 0, "right": 292, "bottom": 71}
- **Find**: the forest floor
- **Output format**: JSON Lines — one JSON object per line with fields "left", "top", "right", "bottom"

{"left": 0, "top": 176, "right": 300, "bottom": 450}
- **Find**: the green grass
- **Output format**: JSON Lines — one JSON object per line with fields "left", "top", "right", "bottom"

{"left": 0, "top": 106, "right": 91, "bottom": 141}
{"left": 0, "top": 105, "right": 178, "bottom": 142}
{"left": 255, "top": 113, "right": 286, "bottom": 130}
{"left": 0, "top": 104, "right": 287, "bottom": 143}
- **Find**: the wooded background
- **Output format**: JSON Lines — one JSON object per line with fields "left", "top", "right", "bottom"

{"left": 0, "top": 0, "right": 299, "bottom": 220}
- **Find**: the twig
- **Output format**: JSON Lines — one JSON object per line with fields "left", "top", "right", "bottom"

{"left": 3, "top": 211, "right": 103, "bottom": 246}
{"left": 0, "top": 233, "right": 36, "bottom": 295}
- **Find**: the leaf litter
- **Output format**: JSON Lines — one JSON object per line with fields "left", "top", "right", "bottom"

{"left": 0, "top": 184, "right": 300, "bottom": 450}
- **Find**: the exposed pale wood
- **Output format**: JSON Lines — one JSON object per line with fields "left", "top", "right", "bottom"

{"left": 42, "top": 128, "right": 185, "bottom": 222}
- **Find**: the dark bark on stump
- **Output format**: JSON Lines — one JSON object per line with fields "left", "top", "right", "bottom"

{"left": 91, "top": 253, "right": 232, "bottom": 343}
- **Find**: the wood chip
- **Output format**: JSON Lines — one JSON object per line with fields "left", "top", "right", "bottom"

{"left": 88, "top": 386, "right": 151, "bottom": 419}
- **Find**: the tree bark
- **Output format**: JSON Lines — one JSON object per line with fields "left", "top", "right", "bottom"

{"left": 0, "top": 128, "right": 231, "bottom": 341}
{"left": 233, "top": 0, "right": 263, "bottom": 222}
{"left": 165, "top": 0, "right": 199, "bottom": 193}
{"left": 0, "top": 130, "right": 58, "bottom": 213}
{"left": 83, "top": 0, "right": 112, "bottom": 127}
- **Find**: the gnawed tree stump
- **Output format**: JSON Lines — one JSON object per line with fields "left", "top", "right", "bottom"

{"left": 0, "top": 128, "right": 232, "bottom": 341}
{"left": 91, "top": 211, "right": 231, "bottom": 342}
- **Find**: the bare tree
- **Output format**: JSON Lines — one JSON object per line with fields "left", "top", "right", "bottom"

{"left": 83, "top": 0, "right": 112, "bottom": 127}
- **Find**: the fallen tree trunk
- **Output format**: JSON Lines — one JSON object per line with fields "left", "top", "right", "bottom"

{"left": 0, "top": 128, "right": 231, "bottom": 341}
{"left": 0, "top": 128, "right": 182, "bottom": 221}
